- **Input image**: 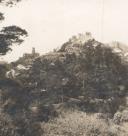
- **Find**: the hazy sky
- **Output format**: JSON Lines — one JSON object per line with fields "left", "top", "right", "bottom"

{"left": 1, "top": 0, "right": 128, "bottom": 62}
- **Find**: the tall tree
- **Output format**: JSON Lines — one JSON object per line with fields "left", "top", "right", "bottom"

{"left": 0, "top": 0, "right": 28, "bottom": 56}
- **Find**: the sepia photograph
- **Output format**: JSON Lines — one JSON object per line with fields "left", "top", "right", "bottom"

{"left": 0, "top": 0, "right": 128, "bottom": 135}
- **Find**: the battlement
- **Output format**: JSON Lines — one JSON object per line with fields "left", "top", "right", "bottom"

{"left": 69, "top": 32, "right": 93, "bottom": 44}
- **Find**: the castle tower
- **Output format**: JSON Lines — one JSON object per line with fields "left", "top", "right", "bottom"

{"left": 32, "top": 47, "right": 36, "bottom": 55}
{"left": 85, "top": 32, "right": 92, "bottom": 40}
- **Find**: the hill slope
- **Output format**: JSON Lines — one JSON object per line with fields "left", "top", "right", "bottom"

{"left": 12, "top": 33, "right": 128, "bottom": 114}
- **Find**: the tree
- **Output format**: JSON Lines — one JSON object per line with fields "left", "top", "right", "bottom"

{"left": 0, "top": 26, "right": 28, "bottom": 55}
{"left": 0, "top": 0, "right": 23, "bottom": 6}
{"left": 0, "top": 13, "right": 4, "bottom": 21}
{"left": 0, "top": 0, "right": 28, "bottom": 55}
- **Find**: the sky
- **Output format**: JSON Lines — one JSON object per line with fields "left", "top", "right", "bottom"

{"left": 0, "top": 0, "right": 128, "bottom": 62}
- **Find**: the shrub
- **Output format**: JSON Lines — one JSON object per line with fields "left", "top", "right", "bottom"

{"left": 41, "top": 111, "right": 125, "bottom": 136}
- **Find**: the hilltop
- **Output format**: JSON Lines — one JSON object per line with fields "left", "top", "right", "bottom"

{"left": 6, "top": 33, "right": 128, "bottom": 111}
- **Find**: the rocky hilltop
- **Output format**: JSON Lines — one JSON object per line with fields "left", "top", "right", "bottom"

{"left": 6, "top": 33, "right": 128, "bottom": 111}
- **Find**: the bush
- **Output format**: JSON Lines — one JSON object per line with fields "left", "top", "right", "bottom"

{"left": 0, "top": 113, "right": 18, "bottom": 136}
{"left": 41, "top": 111, "right": 126, "bottom": 136}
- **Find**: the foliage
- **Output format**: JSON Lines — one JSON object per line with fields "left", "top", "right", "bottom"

{"left": 0, "top": 0, "right": 28, "bottom": 55}
{"left": 0, "top": 112, "right": 19, "bottom": 136}
{"left": 27, "top": 40, "right": 128, "bottom": 103}
{"left": 0, "top": 26, "right": 28, "bottom": 55}
{"left": 0, "top": 0, "right": 23, "bottom": 6}
{"left": 0, "top": 13, "right": 4, "bottom": 21}
{"left": 42, "top": 110, "right": 127, "bottom": 136}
